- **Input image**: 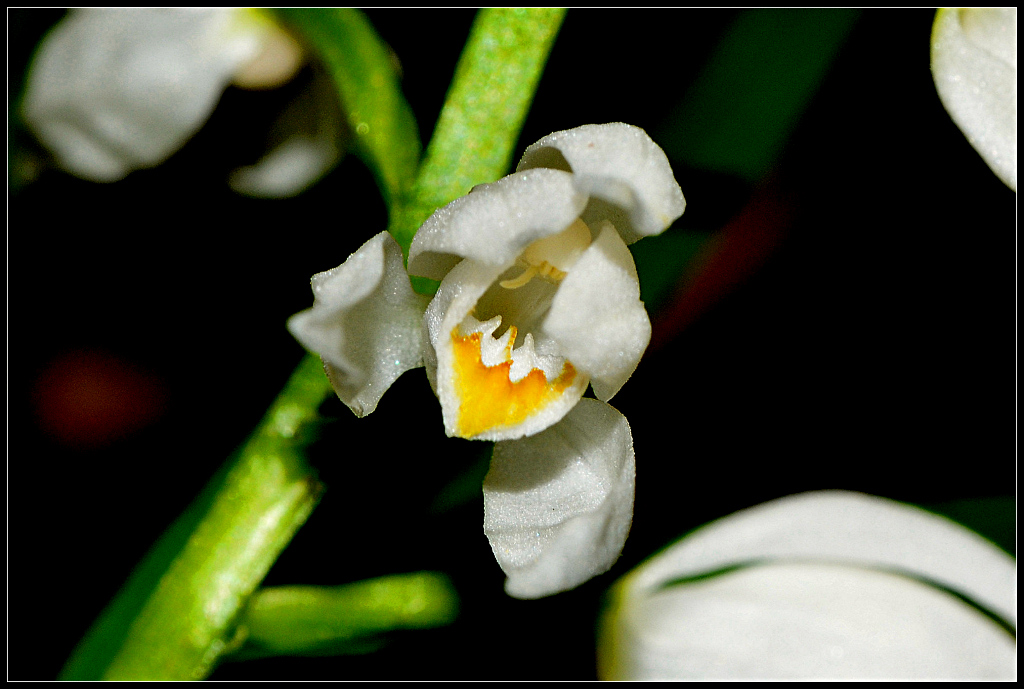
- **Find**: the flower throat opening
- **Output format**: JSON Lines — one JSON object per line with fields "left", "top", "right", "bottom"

{"left": 500, "top": 218, "right": 592, "bottom": 290}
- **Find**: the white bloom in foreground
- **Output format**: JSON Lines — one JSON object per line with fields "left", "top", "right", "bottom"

{"left": 932, "top": 8, "right": 1017, "bottom": 190}
{"left": 598, "top": 491, "right": 1016, "bottom": 680}
{"left": 22, "top": 8, "right": 327, "bottom": 192}
{"left": 289, "top": 123, "right": 685, "bottom": 598}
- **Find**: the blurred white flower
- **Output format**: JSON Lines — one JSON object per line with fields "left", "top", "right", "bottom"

{"left": 598, "top": 491, "right": 1016, "bottom": 680}
{"left": 289, "top": 123, "right": 685, "bottom": 598}
{"left": 228, "top": 133, "right": 340, "bottom": 199}
{"left": 22, "top": 8, "right": 338, "bottom": 195}
{"left": 931, "top": 8, "right": 1017, "bottom": 190}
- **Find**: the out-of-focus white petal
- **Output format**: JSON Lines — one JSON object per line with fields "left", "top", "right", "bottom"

{"left": 541, "top": 221, "right": 651, "bottom": 401}
{"left": 932, "top": 8, "right": 1017, "bottom": 190}
{"left": 230, "top": 19, "right": 304, "bottom": 90}
{"left": 627, "top": 490, "right": 1017, "bottom": 626}
{"left": 424, "top": 257, "right": 589, "bottom": 441}
{"left": 407, "top": 168, "right": 588, "bottom": 280}
{"left": 287, "top": 231, "right": 429, "bottom": 417}
{"left": 599, "top": 490, "right": 1017, "bottom": 679}
{"left": 23, "top": 9, "right": 264, "bottom": 182}
{"left": 601, "top": 562, "right": 1016, "bottom": 680}
{"left": 231, "top": 66, "right": 344, "bottom": 198}
{"left": 483, "top": 399, "right": 635, "bottom": 599}
{"left": 229, "top": 134, "right": 341, "bottom": 198}
{"left": 517, "top": 123, "right": 686, "bottom": 243}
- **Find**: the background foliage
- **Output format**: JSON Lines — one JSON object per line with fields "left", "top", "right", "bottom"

{"left": 9, "top": 9, "right": 1014, "bottom": 680}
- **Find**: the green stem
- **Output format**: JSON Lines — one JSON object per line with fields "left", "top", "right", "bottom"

{"left": 389, "top": 7, "right": 567, "bottom": 258}
{"left": 275, "top": 8, "right": 421, "bottom": 209}
{"left": 61, "top": 8, "right": 567, "bottom": 678}
{"left": 60, "top": 355, "right": 331, "bottom": 680}
{"left": 227, "top": 573, "right": 459, "bottom": 660}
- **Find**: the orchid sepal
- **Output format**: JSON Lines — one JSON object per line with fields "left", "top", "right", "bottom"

{"left": 517, "top": 122, "right": 687, "bottom": 243}
{"left": 287, "top": 231, "right": 429, "bottom": 417}
{"left": 484, "top": 398, "right": 635, "bottom": 599}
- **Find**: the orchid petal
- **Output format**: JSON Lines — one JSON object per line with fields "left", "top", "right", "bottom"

{"left": 932, "top": 8, "right": 1017, "bottom": 190}
{"left": 229, "top": 20, "right": 304, "bottom": 91}
{"left": 626, "top": 491, "right": 1016, "bottom": 626}
{"left": 483, "top": 399, "right": 634, "bottom": 599}
{"left": 229, "top": 134, "right": 341, "bottom": 198}
{"left": 425, "top": 257, "right": 589, "bottom": 441}
{"left": 408, "top": 168, "right": 588, "bottom": 280}
{"left": 421, "top": 255, "right": 501, "bottom": 395}
{"left": 287, "top": 231, "right": 429, "bottom": 417}
{"left": 22, "top": 9, "right": 266, "bottom": 182}
{"left": 541, "top": 221, "right": 651, "bottom": 400}
{"left": 517, "top": 123, "right": 686, "bottom": 244}
{"left": 602, "top": 562, "right": 1016, "bottom": 680}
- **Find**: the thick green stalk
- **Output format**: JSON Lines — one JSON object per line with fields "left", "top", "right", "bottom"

{"left": 228, "top": 573, "right": 459, "bottom": 660}
{"left": 61, "top": 10, "right": 413, "bottom": 675}
{"left": 389, "top": 7, "right": 566, "bottom": 257}
{"left": 275, "top": 8, "right": 421, "bottom": 209}
{"left": 60, "top": 355, "right": 330, "bottom": 680}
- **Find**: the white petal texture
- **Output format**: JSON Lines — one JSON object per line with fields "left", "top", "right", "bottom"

{"left": 603, "top": 562, "right": 1016, "bottom": 680}
{"left": 932, "top": 8, "right": 1017, "bottom": 190}
{"left": 541, "top": 221, "right": 650, "bottom": 401}
{"left": 517, "top": 123, "right": 687, "bottom": 244}
{"left": 598, "top": 491, "right": 1017, "bottom": 680}
{"left": 483, "top": 399, "right": 635, "bottom": 599}
{"left": 408, "top": 168, "right": 588, "bottom": 280}
{"left": 287, "top": 232, "right": 430, "bottom": 417}
{"left": 22, "top": 9, "right": 289, "bottom": 182}
{"left": 411, "top": 123, "right": 684, "bottom": 441}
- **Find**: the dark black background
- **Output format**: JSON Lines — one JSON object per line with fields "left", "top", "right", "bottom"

{"left": 8, "top": 9, "right": 1014, "bottom": 680}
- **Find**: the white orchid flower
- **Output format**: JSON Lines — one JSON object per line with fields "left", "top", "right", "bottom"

{"left": 22, "top": 8, "right": 334, "bottom": 195}
{"left": 289, "top": 123, "right": 685, "bottom": 598}
{"left": 931, "top": 8, "right": 1017, "bottom": 191}
{"left": 598, "top": 491, "right": 1017, "bottom": 680}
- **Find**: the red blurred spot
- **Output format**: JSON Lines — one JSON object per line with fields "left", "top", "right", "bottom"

{"left": 651, "top": 174, "right": 795, "bottom": 351}
{"left": 32, "top": 350, "right": 168, "bottom": 449}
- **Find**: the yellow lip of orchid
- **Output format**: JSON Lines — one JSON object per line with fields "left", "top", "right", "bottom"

{"left": 438, "top": 218, "right": 595, "bottom": 440}
{"left": 450, "top": 322, "right": 578, "bottom": 439}
{"left": 422, "top": 239, "right": 593, "bottom": 442}
{"left": 290, "top": 123, "right": 685, "bottom": 599}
